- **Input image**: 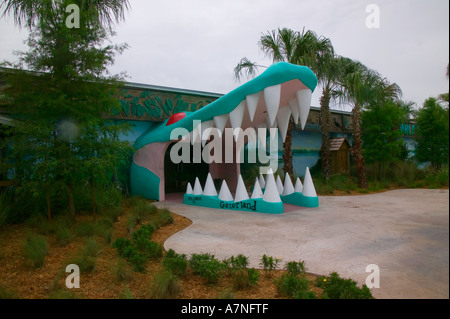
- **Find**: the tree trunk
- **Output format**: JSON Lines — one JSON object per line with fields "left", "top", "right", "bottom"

{"left": 282, "top": 117, "right": 294, "bottom": 177}
{"left": 351, "top": 104, "right": 368, "bottom": 189}
{"left": 320, "top": 88, "right": 332, "bottom": 180}
{"left": 68, "top": 182, "right": 76, "bottom": 222}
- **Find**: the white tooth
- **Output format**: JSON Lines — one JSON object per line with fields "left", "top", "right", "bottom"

{"left": 186, "top": 182, "right": 193, "bottom": 195}
{"left": 262, "top": 171, "right": 281, "bottom": 203}
{"left": 203, "top": 173, "right": 217, "bottom": 196}
{"left": 251, "top": 178, "right": 263, "bottom": 199}
{"left": 214, "top": 114, "right": 229, "bottom": 136}
{"left": 282, "top": 173, "right": 295, "bottom": 196}
{"left": 294, "top": 177, "right": 303, "bottom": 193}
{"left": 234, "top": 174, "right": 249, "bottom": 202}
{"left": 289, "top": 99, "right": 299, "bottom": 125}
{"left": 277, "top": 106, "right": 291, "bottom": 143}
{"left": 302, "top": 167, "right": 317, "bottom": 197}
{"left": 218, "top": 180, "right": 234, "bottom": 201}
{"left": 229, "top": 100, "right": 246, "bottom": 130}
{"left": 233, "top": 128, "right": 241, "bottom": 143}
{"left": 264, "top": 84, "right": 281, "bottom": 126}
{"left": 193, "top": 177, "right": 203, "bottom": 195}
{"left": 266, "top": 112, "right": 278, "bottom": 128}
{"left": 276, "top": 175, "right": 284, "bottom": 195}
{"left": 297, "top": 89, "right": 312, "bottom": 130}
{"left": 258, "top": 173, "right": 266, "bottom": 189}
{"left": 201, "top": 121, "right": 215, "bottom": 147}
{"left": 257, "top": 124, "right": 267, "bottom": 150}
{"left": 246, "top": 92, "right": 260, "bottom": 122}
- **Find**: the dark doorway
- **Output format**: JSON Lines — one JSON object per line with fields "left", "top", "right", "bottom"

{"left": 164, "top": 143, "right": 209, "bottom": 193}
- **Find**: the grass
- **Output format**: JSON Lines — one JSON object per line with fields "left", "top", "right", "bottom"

{"left": 68, "top": 237, "right": 103, "bottom": 273}
{"left": 113, "top": 259, "right": 134, "bottom": 283}
{"left": 148, "top": 270, "right": 182, "bottom": 299}
{"left": 0, "top": 286, "right": 18, "bottom": 299}
{"left": 0, "top": 193, "right": 381, "bottom": 299}
{"left": 22, "top": 232, "right": 48, "bottom": 269}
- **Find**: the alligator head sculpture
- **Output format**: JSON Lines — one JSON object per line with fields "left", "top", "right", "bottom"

{"left": 130, "top": 61, "right": 319, "bottom": 213}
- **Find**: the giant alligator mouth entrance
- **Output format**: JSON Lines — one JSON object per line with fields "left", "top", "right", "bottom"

{"left": 130, "top": 62, "right": 320, "bottom": 212}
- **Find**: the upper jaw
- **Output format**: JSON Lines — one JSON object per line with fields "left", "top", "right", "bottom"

{"left": 134, "top": 62, "right": 317, "bottom": 149}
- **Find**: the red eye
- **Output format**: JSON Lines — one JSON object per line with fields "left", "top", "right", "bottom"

{"left": 166, "top": 112, "right": 186, "bottom": 126}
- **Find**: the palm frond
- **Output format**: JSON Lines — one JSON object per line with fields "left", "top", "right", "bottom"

{"left": 259, "top": 30, "right": 284, "bottom": 62}
{"left": 233, "top": 57, "right": 265, "bottom": 82}
{"left": 0, "top": 0, "right": 130, "bottom": 29}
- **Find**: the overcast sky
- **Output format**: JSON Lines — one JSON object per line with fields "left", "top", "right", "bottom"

{"left": 0, "top": 0, "right": 448, "bottom": 109}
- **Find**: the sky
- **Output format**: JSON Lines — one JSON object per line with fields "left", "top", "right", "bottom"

{"left": 0, "top": 0, "right": 448, "bottom": 110}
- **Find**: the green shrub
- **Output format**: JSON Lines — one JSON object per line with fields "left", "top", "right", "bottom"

{"left": 314, "top": 272, "right": 373, "bottom": 299}
{"left": 424, "top": 165, "right": 449, "bottom": 187}
{"left": 127, "top": 251, "right": 147, "bottom": 272}
{"left": 113, "top": 238, "right": 147, "bottom": 272}
{"left": 274, "top": 273, "right": 312, "bottom": 298}
{"left": 23, "top": 232, "right": 48, "bottom": 268}
{"left": 139, "top": 240, "right": 163, "bottom": 259}
{"left": 295, "top": 288, "right": 318, "bottom": 299}
{"left": 132, "top": 223, "right": 156, "bottom": 242}
{"left": 190, "top": 253, "right": 224, "bottom": 284}
{"left": 285, "top": 261, "right": 306, "bottom": 277}
{"left": 260, "top": 254, "right": 281, "bottom": 275}
{"left": 232, "top": 268, "right": 259, "bottom": 290}
{"left": 162, "top": 249, "right": 188, "bottom": 277}
{"left": 113, "top": 238, "right": 133, "bottom": 256}
{"left": 148, "top": 270, "right": 182, "bottom": 299}
{"left": 113, "top": 222, "right": 162, "bottom": 273}
{"left": 224, "top": 254, "right": 249, "bottom": 272}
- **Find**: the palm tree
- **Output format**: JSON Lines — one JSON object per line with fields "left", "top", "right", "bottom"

{"left": 0, "top": 0, "right": 130, "bottom": 29}
{"left": 333, "top": 58, "right": 402, "bottom": 188}
{"left": 234, "top": 28, "right": 335, "bottom": 178}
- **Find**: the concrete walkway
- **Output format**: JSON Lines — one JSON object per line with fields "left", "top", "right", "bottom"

{"left": 155, "top": 189, "right": 449, "bottom": 299}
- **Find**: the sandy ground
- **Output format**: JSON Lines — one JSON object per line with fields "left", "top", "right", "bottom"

{"left": 156, "top": 189, "right": 449, "bottom": 299}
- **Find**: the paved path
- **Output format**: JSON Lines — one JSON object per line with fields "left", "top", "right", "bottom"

{"left": 155, "top": 189, "right": 449, "bottom": 299}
